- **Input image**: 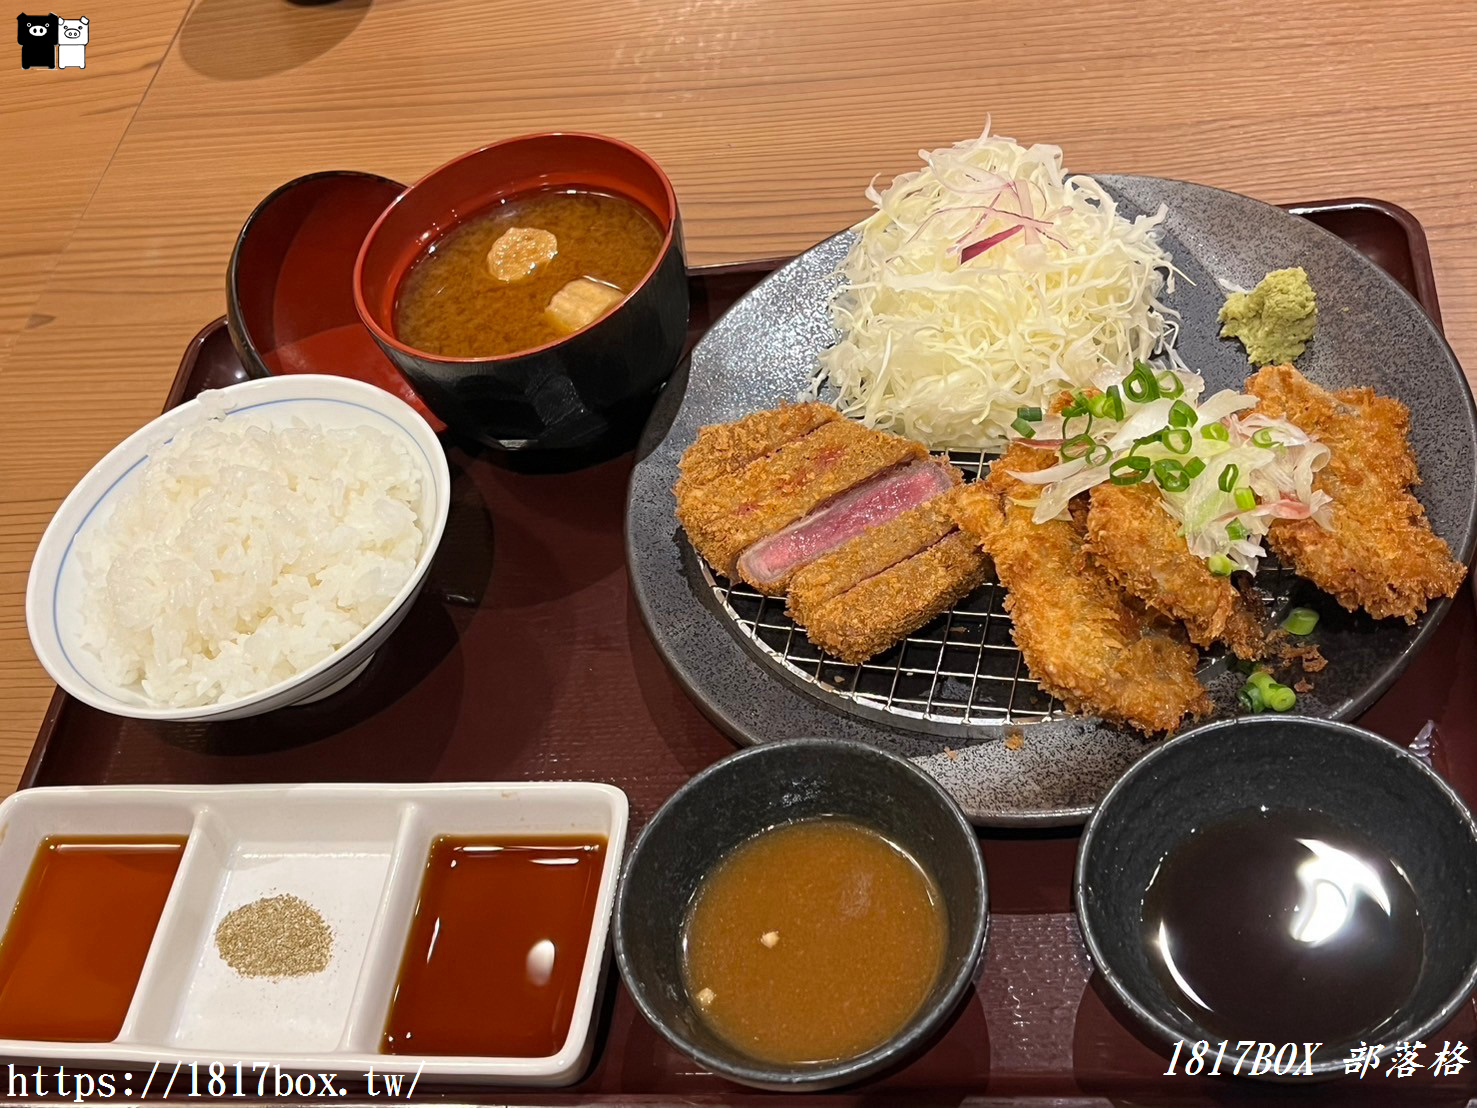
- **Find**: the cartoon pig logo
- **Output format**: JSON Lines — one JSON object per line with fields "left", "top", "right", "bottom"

{"left": 57, "top": 16, "right": 87, "bottom": 68}
{"left": 17, "top": 13, "right": 58, "bottom": 69}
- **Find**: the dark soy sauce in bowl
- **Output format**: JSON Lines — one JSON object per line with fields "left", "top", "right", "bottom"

{"left": 1142, "top": 808, "right": 1424, "bottom": 1045}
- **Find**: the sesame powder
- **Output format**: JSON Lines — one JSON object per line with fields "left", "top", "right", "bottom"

{"left": 214, "top": 893, "right": 333, "bottom": 978}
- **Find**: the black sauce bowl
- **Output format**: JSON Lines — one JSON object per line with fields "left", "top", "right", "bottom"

{"left": 613, "top": 737, "right": 988, "bottom": 1092}
{"left": 354, "top": 132, "right": 689, "bottom": 451}
{"left": 1076, "top": 716, "right": 1477, "bottom": 1080}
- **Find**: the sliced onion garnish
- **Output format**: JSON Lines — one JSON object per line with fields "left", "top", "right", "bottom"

{"left": 1030, "top": 462, "right": 1115, "bottom": 523}
{"left": 1196, "top": 390, "right": 1258, "bottom": 425}
{"left": 997, "top": 370, "right": 1331, "bottom": 573}
{"left": 1256, "top": 497, "right": 1317, "bottom": 520}
{"left": 1104, "top": 398, "right": 1175, "bottom": 450}
{"left": 1007, "top": 456, "right": 1089, "bottom": 485}
{"left": 960, "top": 224, "right": 1025, "bottom": 263}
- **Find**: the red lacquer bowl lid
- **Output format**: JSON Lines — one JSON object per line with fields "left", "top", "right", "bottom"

{"left": 226, "top": 170, "right": 445, "bottom": 430}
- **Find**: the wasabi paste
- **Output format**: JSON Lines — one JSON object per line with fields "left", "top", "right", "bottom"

{"left": 1219, "top": 267, "right": 1317, "bottom": 366}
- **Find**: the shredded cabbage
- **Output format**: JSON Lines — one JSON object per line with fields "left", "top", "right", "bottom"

{"left": 811, "top": 124, "right": 1183, "bottom": 450}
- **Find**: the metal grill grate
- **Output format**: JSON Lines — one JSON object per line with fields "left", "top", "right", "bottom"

{"left": 701, "top": 450, "right": 1298, "bottom": 733}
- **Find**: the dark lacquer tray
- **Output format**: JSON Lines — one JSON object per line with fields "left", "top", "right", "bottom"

{"left": 22, "top": 200, "right": 1477, "bottom": 1105}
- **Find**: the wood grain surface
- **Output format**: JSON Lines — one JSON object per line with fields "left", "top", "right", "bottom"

{"left": 2, "top": 0, "right": 1476, "bottom": 793}
{"left": 0, "top": 0, "right": 192, "bottom": 362}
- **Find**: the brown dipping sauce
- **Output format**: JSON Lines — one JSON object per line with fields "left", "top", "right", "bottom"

{"left": 382, "top": 834, "right": 606, "bottom": 1057}
{"left": 682, "top": 818, "right": 946, "bottom": 1066}
{"left": 0, "top": 836, "right": 186, "bottom": 1041}
{"left": 392, "top": 189, "right": 663, "bottom": 359}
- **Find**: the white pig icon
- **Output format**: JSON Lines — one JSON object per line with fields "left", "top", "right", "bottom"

{"left": 57, "top": 17, "right": 87, "bottom": 69}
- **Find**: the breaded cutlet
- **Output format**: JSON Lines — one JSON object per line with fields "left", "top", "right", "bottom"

{"left": 676, "top": 402, "right": 840, "bottom": 492}
{"left": 787, "top": 488, "right": 971, "bottom": 627}
{"left": 675, "top": 417, "right": 927, "bottom": 577}
{"left": 798, "top": 530, "right": 989, "bottom": 665}
{"left": 737, "top": 459, "right": 962, "bottom": 595}
{"left": 950, "top": 445, "right": 1209, "bottom": 735}
{"left": 1087, "top": 482, "right": 1266, "bottom": 659}
{"left": 1246, "top": 364, "right": 1466, "bottom": 622}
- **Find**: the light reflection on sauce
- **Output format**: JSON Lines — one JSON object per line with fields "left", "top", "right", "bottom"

{"left": 381, "top": 835, "right": 605, "bottom": 1057}
{"left": 1143, "top": 808, "right": 1423, "bottom": 1044}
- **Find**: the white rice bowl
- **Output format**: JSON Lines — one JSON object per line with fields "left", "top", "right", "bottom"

{"left": 26, "top": 375, "right": 450, "bottom": 721}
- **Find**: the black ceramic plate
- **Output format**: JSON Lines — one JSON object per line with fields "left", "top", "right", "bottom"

{"left": 627, "top": 175, "right": 1477, "bottom": 826}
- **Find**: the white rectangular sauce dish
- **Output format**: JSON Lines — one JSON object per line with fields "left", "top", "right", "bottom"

{"left": 0, "top": 782, "right": 628, "bottom": 1085}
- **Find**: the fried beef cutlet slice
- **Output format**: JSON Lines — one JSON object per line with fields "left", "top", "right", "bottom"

{"left": 1246, "top": 364, "right": 1467, "bottom": 622}
{"left": 736, "top": 460, "right": 961, "bottom": 595}
{"left": 794, "top": 528, "right": 989, "bottom": 664}
{"left": 676, "top": 402, "right": 840, "bottom": 491}
{"left": 787, "top": 491, "right": 969, "bottom": 627}
{"left": 675, "top": 416, "right": 927, "bottom": 577}
{"left": 949, "top": 445, "right": 1209, "bottom": 735}
{"left": 1086, "top": 482, "right": 1266, "bottom": 659}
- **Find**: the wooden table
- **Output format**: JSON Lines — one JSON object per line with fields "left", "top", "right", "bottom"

{"left": 3, "top": 0, "right": 1476, "bottom": 793}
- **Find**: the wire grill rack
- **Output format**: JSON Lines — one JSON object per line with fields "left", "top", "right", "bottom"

{"left": 701, "top": 450, "right": 1296, "bottom": 733}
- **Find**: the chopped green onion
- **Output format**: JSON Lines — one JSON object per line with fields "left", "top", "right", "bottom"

{"left": 1265, "top": 685, "right": 1297, "bottom": 712}
{"left": 1184, "top": 457, "right": 1207, "bottom": 479}
{"left": 1226, "top": 519, "right": 1248, "bottom": 540}
{"left": 1060, "top": 433, "right": 1096, "bottom": 461}
{"left": 1061, "top": 391, "right": 1088, "bottom": 421}
{"left": 1011, "top": 416, "right": 1036, "bottom": 439}
{"left": 1201, "top": 423, "right": 1230, "bottom": 442}
{"left": 1129, "top": 433, "right": 1161, "bottom": 457}
{"left": 1218, "top": 464, "right": 1239, "bottom": 493}
{"left": 1109, "top": 455, "right": 1151, "bottom": 486}
{"left": 1248, "top": 670, "right": 1278, "bottom": 694}
{"left": 1234, "top": 487, "right": 1257, "bottom": 511}
{"left": 1153, "top": 459, "right": 1191, "bottom": 492}
{"left": 1161, "top": 428, "right": 1193, "bottom": 455}
{"left": 1086, "top": 443, "right": 1112, "bottom": 466}
{"left": 1123, "top": 362, "right": 1160, "bottom": 403}
{"left": 1018, "top": 405, "right": 1043, "bottom": 423}
{"left": 1156, "top": 370, "right": 1186, "bottom": 399}
{"left": 1168, "top": 400, "right": 1198, "bottom": 428}
{"left": 1251, "top": 427, "right": 1278, "bottom": 448}
{"left": 1085, "top": 393, "right": 1110, "bottom": 418}
{"left": 1207, "top": 554, "right": 1235, "bottom": 576}
{"left": 1102, "top": 386, "right": 1125, "bottom": 421}
{"left": 1238, "top": 670, "right": 1296, "bottom": 713}
{"left": 1281, "top": 607, "right": 1319, "bottom": 636}
{"left": 1062, "top": 403, "right": 1093, "bottom": 438}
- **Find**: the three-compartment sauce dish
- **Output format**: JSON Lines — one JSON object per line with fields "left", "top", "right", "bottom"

{"left": 0, "top": 782, "right": 627, "bottom": 1085}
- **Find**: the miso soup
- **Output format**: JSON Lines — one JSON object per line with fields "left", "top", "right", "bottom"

{"left": 393, "top": 189, "right": 663, "bottom": 359}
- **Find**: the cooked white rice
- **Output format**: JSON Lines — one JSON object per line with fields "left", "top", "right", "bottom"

{"left": 76, "top": 411, "right": 425, "bottom": 707}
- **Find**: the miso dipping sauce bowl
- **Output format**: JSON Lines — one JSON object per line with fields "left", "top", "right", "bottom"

{"left": 354, "top": 132, "right": 689, "bottom": 451}
{"left": 1076, "top": 716, "right": 1477, "bottom": 1081}
{"left": 613, "top": 738, "right": 989, "bottom": 1092}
